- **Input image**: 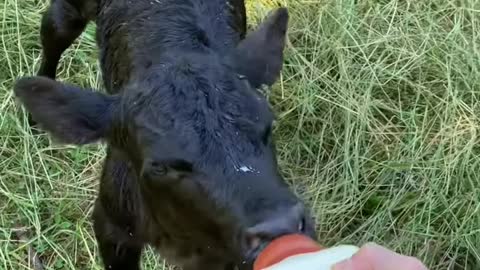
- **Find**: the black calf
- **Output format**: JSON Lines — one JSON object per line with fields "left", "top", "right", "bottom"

{"left": 14, "top": 1, "right": 316, "bottom": 269}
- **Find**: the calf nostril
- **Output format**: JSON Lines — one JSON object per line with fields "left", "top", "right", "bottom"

{"left": 297, "top": 217, "right": 305, "bottom": 232}
{"left": 247, "top": 234, "right": 262, "bottom": 251}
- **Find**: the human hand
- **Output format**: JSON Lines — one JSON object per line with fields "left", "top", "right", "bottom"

{"left": 333, "top": 243, "right": 428, "bottom": 270}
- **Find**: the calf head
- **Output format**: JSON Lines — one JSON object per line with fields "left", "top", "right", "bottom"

{"left": 15, "top": 8, "right": 316, "bottom": 268}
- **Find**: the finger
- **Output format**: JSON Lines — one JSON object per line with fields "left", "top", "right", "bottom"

{"left": 333, "top": 256, "right": 372, "bottom": 270}
{"left": 360, "top": 243, "right": 428, "bottom": 270}
{"left": 333, "top": 243, "right": 428, "bottom": 270}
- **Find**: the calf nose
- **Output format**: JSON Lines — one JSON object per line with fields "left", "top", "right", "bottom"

{"left": 246, "top": 203, "right": 307, "bottom": 248}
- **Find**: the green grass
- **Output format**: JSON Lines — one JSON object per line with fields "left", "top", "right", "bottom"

{"left": 1, "top": 0, "right": 480, "bottom": 269}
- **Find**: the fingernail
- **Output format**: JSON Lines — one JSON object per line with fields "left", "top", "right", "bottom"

{"left": 332, "top": 259, "right": 352, "bottom": 270}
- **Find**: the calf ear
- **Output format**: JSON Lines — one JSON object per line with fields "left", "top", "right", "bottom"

{"left": 232, "top": 8, "right": 289, "bottom": 88}
{"left": 14, "top": 76, "right": 117, "bottom": 145}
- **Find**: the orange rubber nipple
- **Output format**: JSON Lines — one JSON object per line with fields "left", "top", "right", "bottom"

{"left": 253, "top": 234, "right": 322, "bottom": 270}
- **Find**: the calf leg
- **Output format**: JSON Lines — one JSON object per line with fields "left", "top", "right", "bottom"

{"left": 230, "top": 0, "right": 247, "bottom": 39}
{"left": 93, "top": 202, "right": 144, "bottom": 270}
{"left": 97, "top": 239, "right": 142, "bottom": 270}
{"left": 38, "top": 0, "right": 94, "bottom": 78}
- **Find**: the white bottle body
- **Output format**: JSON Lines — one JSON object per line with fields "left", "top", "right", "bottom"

{"left": 263, "top": 245, "right": 359, "bottom": 270}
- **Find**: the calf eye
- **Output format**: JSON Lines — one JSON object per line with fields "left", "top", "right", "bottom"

{"left": 141, "top": 159, "right": 193, "bottom": 182}
{"left": 142, "top": 160, "right": 168, "bottom": 179}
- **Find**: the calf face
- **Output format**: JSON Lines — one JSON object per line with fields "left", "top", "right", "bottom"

{"left": 14, "top": 1, "right": 316, "bottom": 269}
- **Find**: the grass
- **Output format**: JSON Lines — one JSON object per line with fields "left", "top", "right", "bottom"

{"left": 1, "top": 0, "right": 480, "bottom": 269}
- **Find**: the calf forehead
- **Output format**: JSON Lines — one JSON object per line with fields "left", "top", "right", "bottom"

{"left": 126, "top": 56, "right": 274, "bottom": 167}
